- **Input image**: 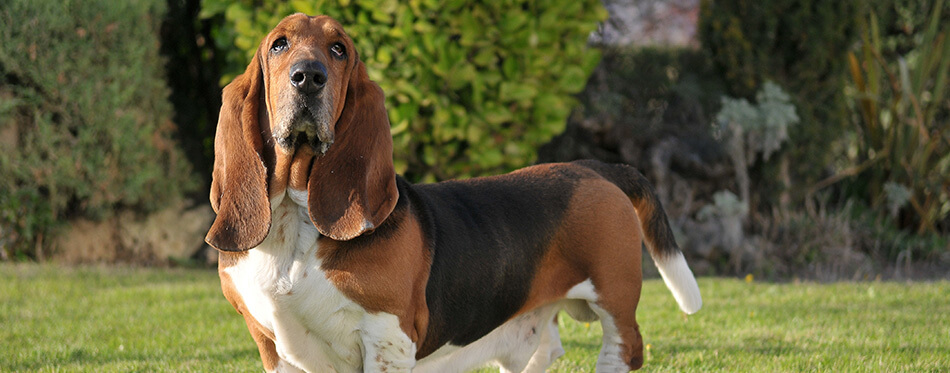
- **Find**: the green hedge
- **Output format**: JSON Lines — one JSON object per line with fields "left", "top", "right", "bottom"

{"left": 0, "top": 0, "right": 194, "bottom": 257}
{"left": 201, "top": 0, "right": 606, "bottom": 181}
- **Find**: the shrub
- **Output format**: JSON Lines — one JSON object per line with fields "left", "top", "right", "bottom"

{"left": 698, "top": 0, "right": 859, "bottom": 200}
{"left": 201, "top": 0, "right": 606, "bottom": 181}
{"left": 538, "top": 47, "right": 728, "bottom": 170}
{"left": 820, "top": 1, "right": 950, "bottom": 233}
{"left": 0, "top": 0, "right": 194, "bottom": 258}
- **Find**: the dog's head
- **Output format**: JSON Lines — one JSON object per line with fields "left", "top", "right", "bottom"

{"left": 206, "top": 14, "right": 398, "bottom": 251}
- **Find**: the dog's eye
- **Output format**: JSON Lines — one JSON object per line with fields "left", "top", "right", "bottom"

{"left": 271, "top": 37, "right": 289, "bottom": 53}
{"left": 330, "top": 43, "right": 346, "bottom": 59}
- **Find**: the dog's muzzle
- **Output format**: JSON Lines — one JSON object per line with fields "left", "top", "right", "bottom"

{"left": 276, "top": 59, "right": 335, "bottom": 155}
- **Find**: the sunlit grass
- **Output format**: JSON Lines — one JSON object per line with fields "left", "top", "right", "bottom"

{"left": 2, "top": 265, "right": 948, "bottom": 372}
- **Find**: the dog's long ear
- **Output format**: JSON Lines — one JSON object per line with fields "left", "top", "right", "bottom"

{"left": 307, "top": 59, "right": 398, "bottom": 241}
{"left": 205, "top": 48, "right": 271, "bottom": 252}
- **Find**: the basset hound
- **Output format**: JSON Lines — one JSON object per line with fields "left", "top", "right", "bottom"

{"left": 205, "top": 13, "right": 702, "bottom": 373}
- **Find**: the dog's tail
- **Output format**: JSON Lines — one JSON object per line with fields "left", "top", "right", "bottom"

{"left": 575, "top": 160, "right": 702, "bottom": 314}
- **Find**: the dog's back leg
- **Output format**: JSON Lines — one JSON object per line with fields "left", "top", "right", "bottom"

{"left": 588, "top": 249, "right": 645, "bottom": 372}
{"left": 564, "top": 274, "right": 644, "bottom": 372}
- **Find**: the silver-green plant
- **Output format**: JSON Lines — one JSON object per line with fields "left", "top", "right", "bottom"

{"left": 714, "top": 81, "right": 800, "bottom": 218}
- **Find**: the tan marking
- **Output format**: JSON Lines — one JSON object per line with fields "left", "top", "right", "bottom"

{"left": 267, "top": 150, "right": 291, "bottom": 198}
{"left": 317, "top": 208, "right": 431, "bottom": 347}
{"left": 217, "top": 250, "right": 247, "bottom": 270}
{"left": 289, "top": 147, "right": 315, "bottom": 191}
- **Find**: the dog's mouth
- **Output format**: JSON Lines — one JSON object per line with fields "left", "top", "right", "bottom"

{"left": 278, "top": 125, "right": 332, "bottom": 155}
{"left": 275, "top": 98, "right": 334, "bottom": 155}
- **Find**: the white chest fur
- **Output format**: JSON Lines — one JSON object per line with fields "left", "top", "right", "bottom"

{"left": 224, "top": 189, "right": 414, "bottom": 372}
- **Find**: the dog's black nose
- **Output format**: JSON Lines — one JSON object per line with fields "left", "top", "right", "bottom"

{"left": 289, "top": 60, "right": 327, "bottom": 93}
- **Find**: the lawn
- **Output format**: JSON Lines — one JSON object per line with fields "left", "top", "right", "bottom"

{"left": 1, "top": 264, "right": 948, "bottom": 372}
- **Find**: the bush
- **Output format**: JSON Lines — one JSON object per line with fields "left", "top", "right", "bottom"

{"left": 539, "top": 47, "right": 727, "bottom": 168}
{"left": 828, "top": 1, "right": 950, "bottom": 233}
{"left": 201, "top": 0, "right": 606, "bottom": 181}
{"left": 698, "top": 0, "right": 859, "bottom": 201}
{"left": 0, "top": 0, "right": 195, "bottom": 258}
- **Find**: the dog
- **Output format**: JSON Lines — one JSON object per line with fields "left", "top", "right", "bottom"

{"left": 205, "top": 13, "right": 701, "bottom": 373}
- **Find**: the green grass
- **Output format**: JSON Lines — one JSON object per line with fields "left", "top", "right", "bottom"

{"left": 1, "top": 265, "right": 948, "bottom": 372}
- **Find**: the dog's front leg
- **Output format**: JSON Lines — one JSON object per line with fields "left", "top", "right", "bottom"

{"left": 360, "top": 313, "right": 417, "bottom": 372}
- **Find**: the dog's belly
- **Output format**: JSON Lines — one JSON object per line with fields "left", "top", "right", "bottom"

{"left": 414, "top": 304, "right": 563, "bottom": 373}
{"left": 224, "top": 194, "right": 367, "bottom": 372}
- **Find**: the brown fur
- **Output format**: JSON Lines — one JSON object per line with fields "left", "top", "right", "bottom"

{"left": 204, "top": 44, "right": 270, "bottom": 252}
{"left": 317, "top": 208, "right": 431, "bottom": 345}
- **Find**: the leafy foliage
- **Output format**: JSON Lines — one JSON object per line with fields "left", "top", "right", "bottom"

{"left": 201, "top": 0, "right": 606, "bottom": 181}
{"left": 698, "top": 0, "right": 858, "bottom": 196}
{"left": 0, "top": 0, "right": 195, "bottom": 258}
{"left": 826, "top": 0, "right": 950, "bottom": 233}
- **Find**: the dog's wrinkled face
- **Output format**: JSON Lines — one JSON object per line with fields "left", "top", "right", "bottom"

{"left": 206, "top": 13, "right": 398, "bottom": 250}
{"left": 262, "top": 14, "right": 354, "bottom": 155}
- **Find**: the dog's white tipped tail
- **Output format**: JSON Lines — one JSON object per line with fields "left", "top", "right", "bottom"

{"left": 654, "top": 251, "right": 702, "bottom": 314}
